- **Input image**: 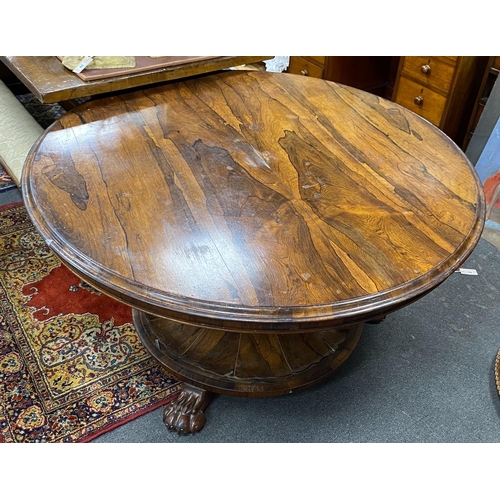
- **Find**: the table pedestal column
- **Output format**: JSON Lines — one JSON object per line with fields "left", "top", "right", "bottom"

{"left": 133, "top": 310, "right": 364, "bottom": 434}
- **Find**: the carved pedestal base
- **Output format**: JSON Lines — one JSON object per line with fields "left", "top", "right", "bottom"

{"left": 133, "top": 310, "right": 364, "bottom": 434}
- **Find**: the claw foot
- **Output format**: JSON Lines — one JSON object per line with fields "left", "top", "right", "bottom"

{"left": 163, "top": 383, "right": 213, "bottom": 434}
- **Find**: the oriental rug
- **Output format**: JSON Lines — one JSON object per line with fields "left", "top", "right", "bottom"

{"left": 0, "top": 202, "right": 180, "bottom": 442}
{"left": 0, "top": 163, "right": 16, "bottom": 193}
{"left": 15, "top": 93, "right": 67, "bottom": 129}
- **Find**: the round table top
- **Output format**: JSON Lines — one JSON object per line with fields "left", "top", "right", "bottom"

{"left": 22, "top": 70, "right": 485, "bottom": 332}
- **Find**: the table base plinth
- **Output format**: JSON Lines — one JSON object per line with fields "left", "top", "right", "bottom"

{"left": 132, "top": 310, "right": 363, "bottom": 434}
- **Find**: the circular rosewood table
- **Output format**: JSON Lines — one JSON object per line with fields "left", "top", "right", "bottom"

{"left": 22, "top": 71, "right": 485, "bottom": 434}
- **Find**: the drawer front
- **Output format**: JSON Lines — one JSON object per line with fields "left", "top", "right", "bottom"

{"left": 394, "top": 76, "right": 447, "bottom": 126}
{"left": 401, "top": 56, "right": 457, "bottom": 93}
{"left": 288, "top": 57, "right": 324, "bottom": 78}
{"left": 307, "top": 56, "right": 326, "bottom": 65}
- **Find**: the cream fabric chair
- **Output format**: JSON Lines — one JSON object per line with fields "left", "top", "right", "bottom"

{"left": 0, "top": 79, "right": 43, "bottom": 187}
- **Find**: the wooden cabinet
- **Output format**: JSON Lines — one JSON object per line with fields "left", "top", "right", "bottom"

{"left": 287, "top": 56, "right": 396, "bottom": 98}
{"left": 287, "top": 56, "right": 326, "bottom": 79}
{"left": 392, "top": 56, "right": 491, "bottom": 147}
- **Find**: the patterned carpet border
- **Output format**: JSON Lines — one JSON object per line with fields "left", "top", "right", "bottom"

{"left": 0, "top": 202, "right": 180, "bottom": 442}
{"left": 0, "top": 163, "right": 17, "bottom": 193}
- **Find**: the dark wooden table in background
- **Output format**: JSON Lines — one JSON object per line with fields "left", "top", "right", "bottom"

{"left": 22, "top": 71, "right": 485, "bottom": 434}
{"left": 0, "top": 56, "right": 271, "bottom": 104}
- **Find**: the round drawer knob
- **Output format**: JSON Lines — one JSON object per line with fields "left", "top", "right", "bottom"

{"left": 421, "top": 64, "right": 431, "bottom": 74}
{"left": 414, "top": 96, "right": 424, "bottom": 106}
{"left": 301, "top": 69, "right": 309, "bottom": 76}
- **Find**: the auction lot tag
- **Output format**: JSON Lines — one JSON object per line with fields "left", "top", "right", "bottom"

{"left": 455, "top": 268, "right": 478, "bottom": 275}
{"left": 73, "top": 56, "right": 94, "bottom": 74}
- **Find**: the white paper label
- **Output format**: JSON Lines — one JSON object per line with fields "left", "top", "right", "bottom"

{"left": 73, "top": 56, "right": 93, "bottom": 74}
{"left": 455, "top": 268, "right": 478, "bottom": 275}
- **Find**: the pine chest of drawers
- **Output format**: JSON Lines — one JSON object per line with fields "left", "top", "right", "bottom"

{"left": 392, "top": 56, "right": 490, "bottom": 146}
{"left": 287, "top": 56, "right": 326, "bottom": 78}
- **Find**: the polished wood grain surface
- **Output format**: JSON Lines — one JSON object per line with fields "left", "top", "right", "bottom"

{"left": 22, "top": 70, "right": 485, "bottom": 430}
{"left": 1, "top": 56, "right": 272, "bottom": 103}
{"left": 23, "top": 71, "right": 485, "bottom": 333}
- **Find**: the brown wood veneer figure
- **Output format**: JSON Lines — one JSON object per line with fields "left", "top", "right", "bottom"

{"left": 22, "top": 71, "right": 485, "bottom": 434}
